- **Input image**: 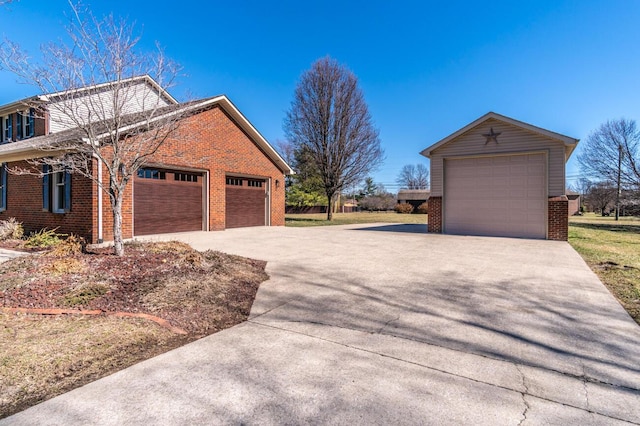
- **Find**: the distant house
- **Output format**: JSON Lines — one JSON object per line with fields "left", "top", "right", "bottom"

{"left": 567, "top": 190, "right": 581, "bottom": 216}
{"left": 0, "top": 75, "right": 293, "bottom": 243}
{"left": 397, "top": 189, "right": 430, "bottom": 210}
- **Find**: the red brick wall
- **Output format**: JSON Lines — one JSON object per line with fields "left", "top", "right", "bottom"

{"left": 1, "top": 104, "right": 287, "bottom": 243}
{"left": 126, "top": 106, "right": 286, "bottom": 234}
{"left": 0, "top": 160, "right": 96, "bottom": 242}
{"left": 548, "top": 196, "right": 569, "bottom": 241}
{"left": 427, "top": 196, "right": 442, "bottom": 233}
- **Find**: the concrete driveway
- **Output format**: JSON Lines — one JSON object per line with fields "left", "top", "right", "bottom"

{"left": 4, "top": 224, "right": 640, "bottom": 425}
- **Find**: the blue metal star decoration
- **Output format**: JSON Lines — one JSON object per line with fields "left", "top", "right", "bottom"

{"left": 483, "top": 127, "right": 501, "bottom": 145}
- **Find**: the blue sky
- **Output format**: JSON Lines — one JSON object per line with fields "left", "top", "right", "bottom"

{"left": 2, "top": 0, "right": 640, "bottom": 191}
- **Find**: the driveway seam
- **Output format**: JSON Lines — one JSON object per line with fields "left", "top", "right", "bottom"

{"left": 249, "top": 319, "right": 640, "bottom": 424}
{"left": 251, "top": 316, "right": 640, "bottom": 393}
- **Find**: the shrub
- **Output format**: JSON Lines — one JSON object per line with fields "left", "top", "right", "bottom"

{"left": 0, "top": 218, "right": 24, "bottom": 241}
{"left": 46, "top": 234, "right": 85, "bottom": 257}
{"left": 395, "top": 202, "right": 414, "bottom": 214}
{"left": 417, "top": 201, "right": 429, "bottom": 214}
{"left": 23, "top": 228, "right": 65, "bottom": 248}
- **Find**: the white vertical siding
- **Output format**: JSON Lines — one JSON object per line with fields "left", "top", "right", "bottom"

{"left": 48, "top": 80, "right": 172, "bottom": 134}
{"left": 429, "top": 118, "right": 566, "bottom": 197}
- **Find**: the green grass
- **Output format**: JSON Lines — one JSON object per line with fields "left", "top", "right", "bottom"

{"left": 286, "top": 212, "right": 427, "bottom": 227}
{"left": 569, "top": 213, "right": 640, "bottom": 324}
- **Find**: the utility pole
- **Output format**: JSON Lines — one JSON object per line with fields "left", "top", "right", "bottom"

{"left": 615, "top": 143, "right": 623, "bottom": 221}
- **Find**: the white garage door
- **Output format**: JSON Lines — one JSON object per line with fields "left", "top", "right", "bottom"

{"left": 444, "top": 153, "right": 547, "bottom": 239}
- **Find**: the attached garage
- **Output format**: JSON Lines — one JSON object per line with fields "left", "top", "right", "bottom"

{"left": 225, "top": 176, "right": 267, "bottom": 228}
{"left": 421, "top": 112, "right": 579, "bottom": 241}
{"left": 134, "top": 168, "right": 204, "bottom": 236}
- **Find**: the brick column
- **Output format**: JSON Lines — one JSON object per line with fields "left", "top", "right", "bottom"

{"left": 428, "top": 196, "right": 442, "bottom": 233}
{"left": 548, "top": 196, "right": 569, "bottom": 241}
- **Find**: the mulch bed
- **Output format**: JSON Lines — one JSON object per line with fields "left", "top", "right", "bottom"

{"left": 0, "top": 241, "right": 268, "bottom": 336}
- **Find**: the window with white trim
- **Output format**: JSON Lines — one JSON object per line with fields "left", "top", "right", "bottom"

{"left": 43, "top": 165, "right": 71, "bottom": 213}
{"left": 1, "top": 115, "right": 12, "bottom": 143}
{"left": 20, "top": 110, "right": 34, "bottom": 139}
{"left": 52, "top": 172, "right": 67, "bottom": 213}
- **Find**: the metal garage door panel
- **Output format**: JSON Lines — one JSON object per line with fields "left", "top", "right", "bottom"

{"left": 225, "top": 179, "right": 266, "bottom": 228}
{"left": 444, "top": 154, "right": 546, "bottom": 239}
{"left": 134, "top": 176, "right": 203, "bottom": 236}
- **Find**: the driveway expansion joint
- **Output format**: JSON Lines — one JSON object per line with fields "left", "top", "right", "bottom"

{"left": 250, "top": 319, "right": 640, "bottom": 424}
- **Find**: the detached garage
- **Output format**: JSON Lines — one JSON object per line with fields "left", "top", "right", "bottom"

{"left": 421, "top": 112, "right": 579, "bottom": 240}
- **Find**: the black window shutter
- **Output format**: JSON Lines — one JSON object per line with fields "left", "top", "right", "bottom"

{"left": 1, "top": 164, "right": 6, "bottom": 210}
{"left": 42, "top": 164, "right": 50, "bottom": 211}
{"left": 16, "top": 113, "right": 22, "bottom": 140}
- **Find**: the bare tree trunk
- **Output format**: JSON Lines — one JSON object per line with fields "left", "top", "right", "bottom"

{"left": 110, "top": 190, "right": 125, "bottom": 256}
{"left": 326, "top": 193, "right": 334, "bottom": 221}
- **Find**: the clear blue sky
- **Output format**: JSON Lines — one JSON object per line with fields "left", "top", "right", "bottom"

{"left": 2, "top": 0, "right": 640, "bottom": 191}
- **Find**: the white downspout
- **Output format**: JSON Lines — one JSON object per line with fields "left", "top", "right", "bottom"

{"left": 95, "top": 155, "right": 103, "bottom": 243}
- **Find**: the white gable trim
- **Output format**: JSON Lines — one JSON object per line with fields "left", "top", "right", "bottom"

{"left": 421, "top": 112, "right": 579, "bottom": 160}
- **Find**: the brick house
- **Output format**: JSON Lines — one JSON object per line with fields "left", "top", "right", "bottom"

{"left": 0, "top": 76, "right": 293, "bottom": 243}
{"left": 421, "top": 112, "right": 579, "bottom": 240}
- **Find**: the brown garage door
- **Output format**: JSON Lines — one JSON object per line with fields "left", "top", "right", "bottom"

{"left": 444, "top": 153, "right": 547, "bottom": 239}
{"left": 225, "top": 177, "right": 266, "bottom": 228}
{"left": 134, "top": 169, "right": 203, "bottom": 236}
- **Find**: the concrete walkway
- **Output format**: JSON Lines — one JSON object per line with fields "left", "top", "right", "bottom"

{"left": 3, "top": 224, "right": 640, "bottom": 425}
{"left": 0, "top": 248, "right": 24, "bottom": 264}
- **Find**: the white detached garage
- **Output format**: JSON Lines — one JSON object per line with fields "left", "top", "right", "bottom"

{"left": 421, "top": 112, "right": 579, "bottom": 240}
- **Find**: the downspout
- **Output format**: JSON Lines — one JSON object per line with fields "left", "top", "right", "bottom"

{"left": 94, "top": 154, "right": 103, "bottom": 243}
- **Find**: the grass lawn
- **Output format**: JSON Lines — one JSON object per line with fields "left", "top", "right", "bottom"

{"left": 568, "top": 213, "right": 640, "bottom": 324}
{"left": 286, "top": 212, "right": 427, "bottom": 227}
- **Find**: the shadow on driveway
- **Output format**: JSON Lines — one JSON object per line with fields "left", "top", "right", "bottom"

{"left": 350, "top": 223, "right": 428, "bottom": 234}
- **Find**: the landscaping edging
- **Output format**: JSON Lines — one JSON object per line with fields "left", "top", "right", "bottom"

{"left": 2, "top": 307, "right": 188, "bottom": 335}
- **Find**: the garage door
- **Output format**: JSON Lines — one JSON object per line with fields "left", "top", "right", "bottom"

{"left": 444, "top": 153, "right": 546, "bottom": 239}
{"left": 225, "top": 177, "right": 266, "bottom": 228}
{"left": 134, "top": 169, "right": 203, "bottom": 236}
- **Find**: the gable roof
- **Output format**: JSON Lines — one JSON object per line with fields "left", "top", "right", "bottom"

{"left": 420, "top": 112, "right": 579, "bottom": 159}
{"left": 40, "top": 75, "right": 179, "bottom": 105}
{"left": 0, "top": 75, "right": 178, "bottom": 116}
{"left": 0, "top": 95, "right": 294, "bottom": 175}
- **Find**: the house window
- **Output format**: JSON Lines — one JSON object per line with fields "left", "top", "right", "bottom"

{"left": 174, "top": 172, "right": 198, "bottom": 182}
{"left": 1, "top": 115, "right": 12, "bottom": 143}
{"left": 226, "top": 177, "right": 243, "bottom": 186}
{"left": 137, "top": 168, "right": 166, "bottom": 179}
{"left": 0, "top": 164, "right": 7, "bottom": 212}
{"left": 19, "top": 109, "right": 34, "bottom": 139}
{"left": 42, "top": 165, "right": 71, "bottom": 213}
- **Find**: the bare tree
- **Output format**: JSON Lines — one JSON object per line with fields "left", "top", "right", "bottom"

{"left": 284, "top": 57, "right": 383, "bottom": 220}
{"left": 397, "top": 163, "right": 429, "bottom": 189}
{"left": 578, "top": 119, "right": 640, "bottom": 220}
{"left": 0, "top": 2, "right": 183, "bottom": 255}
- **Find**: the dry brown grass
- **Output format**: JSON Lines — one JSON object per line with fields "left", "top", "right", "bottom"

{"left": 0, "top": 313, "right": 185, "bottom": 418}
{"left": 0, "top": 241, "right": 267, "bottom": 419}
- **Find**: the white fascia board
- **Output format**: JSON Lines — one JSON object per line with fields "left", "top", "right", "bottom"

{"left": 421, "top": 112, "right": 579, "bottom": 159}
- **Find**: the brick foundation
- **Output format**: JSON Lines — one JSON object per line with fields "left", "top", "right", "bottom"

{"left": 548, "top": 196, "right": 569, "bottom": 241}
{"left": 427, "top": 196, "right": 442, "bottom": 233}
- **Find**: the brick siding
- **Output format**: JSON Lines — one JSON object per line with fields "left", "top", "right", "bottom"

{"left": 1, "top": 104, "right": 286, "bottom": 243}
{"left": 427, "top": 196, "right": 442, "bottom": 233}
{"left": 548, "top": 196, "right": 569, "bottom": 241}
{"left": 0, "top": 160, "right": 95, "bottom": 241}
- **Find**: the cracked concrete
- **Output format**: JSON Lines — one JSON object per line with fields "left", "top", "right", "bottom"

{"left": 4, "top": 224, "right": 640, "bottom": 425}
